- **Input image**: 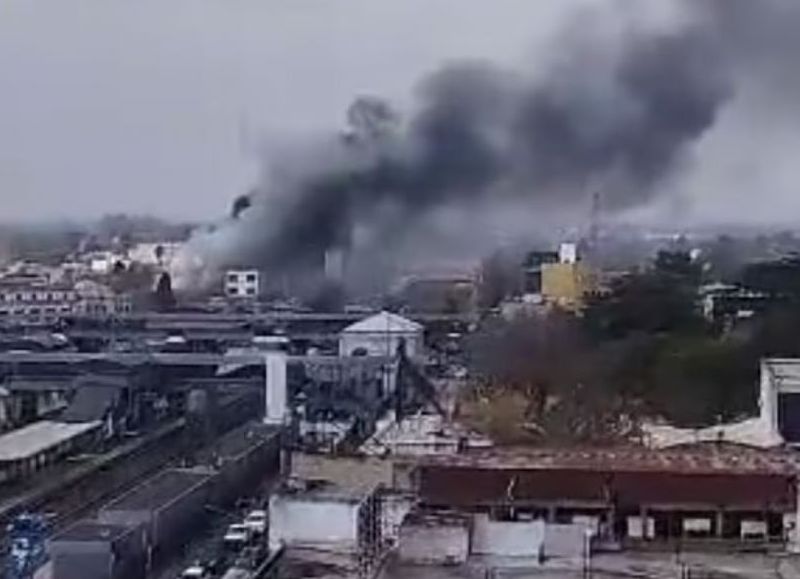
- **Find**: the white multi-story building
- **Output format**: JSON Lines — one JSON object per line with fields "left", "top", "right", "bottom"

{"left": 224, "top": 270, "right": 260, "bottom": 299}
{"left": 85, "top": 251, "right": 127, "bottom": 275}
{"left": 128, "top": 241, "right": 184, "bottom": 267}
{"left": 0, "top": 277, "right": 133, "bottom": 322}
{"left": 72, "top": 279, "right": 132, "bottom": 317}
{"left": 0, "top": 281, "right": 77, "bottom": 322}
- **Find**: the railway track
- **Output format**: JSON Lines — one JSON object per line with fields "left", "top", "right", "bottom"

{"left": 47, "top": 420, "right": 189, "bottom": 532}
{"left": 44, "top": 411, "right": 254, "bottom": 532}
{"left": 0, "top": 387, "right": 262, "bottom": 535}
{"left": 0, "top": 418, "right": 188, "bottom": 533}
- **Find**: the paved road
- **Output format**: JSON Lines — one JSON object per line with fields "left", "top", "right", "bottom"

{"left": 151, "top": 506, "right": 242, "bottom": 579}
{"left": 152, "top": 473, "right": 277, "bottom": 579}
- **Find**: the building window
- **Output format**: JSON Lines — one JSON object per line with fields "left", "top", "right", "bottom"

{"left": 246, "top": 273, "right": 256, "bottom": 283}
{"left": 228, "top": 287, "right": 239, "bottom": 295}
{"left": 246, "top": 287, "right": 255, "bottom": 296}
{"left": 227, "top": 273, "right": 238, "bottom": 283}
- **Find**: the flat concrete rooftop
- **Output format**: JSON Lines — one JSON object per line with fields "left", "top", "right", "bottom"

{"left": 0, "top": 420, "right": 100, "bottom": 462}
{"left": 275, "top": 478, "right": 375, "bottom": 504}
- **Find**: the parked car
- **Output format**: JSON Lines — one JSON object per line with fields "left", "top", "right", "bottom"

{"left": 242, "top": 510, "right": 267, "bottom": 536}
{"left": 180, "top": 562, "right": 212, "bottom": 578}
{"left": 223, "top": 523, "right": 252, "bottom": 552}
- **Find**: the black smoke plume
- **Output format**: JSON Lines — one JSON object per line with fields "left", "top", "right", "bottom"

{"left": 258, "top": 25, "right": 729, "bottom": 271}
{"left": 175, "top": 1, "right": 800, "bottom": 292}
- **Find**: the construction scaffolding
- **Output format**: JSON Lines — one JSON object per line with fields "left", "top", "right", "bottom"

{"left": 356, "top": 485, "right": 386, "bottom": 579}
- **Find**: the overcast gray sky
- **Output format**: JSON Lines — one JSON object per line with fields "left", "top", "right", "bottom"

{"left": 2, "top": 0, "right": 800, "bottom": 226}
{"left": 0, "top": 0, "right": 597, "bottom": 222}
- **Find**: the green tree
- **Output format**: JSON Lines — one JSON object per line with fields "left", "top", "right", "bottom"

{"left": 647, "top": 336, "right": 757, "bottom": 427}
{"left": 584, "top": 251, "right": 703, "bottom": 340}
{"left": 464, "top": 311, "right": 631, "bottom": 443}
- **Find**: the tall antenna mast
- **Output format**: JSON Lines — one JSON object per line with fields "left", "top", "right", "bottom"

{"left": 589, "top": 191, "right": 601, "bottom": 249}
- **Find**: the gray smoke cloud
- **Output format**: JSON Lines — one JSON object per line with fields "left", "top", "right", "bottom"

{"left": 173, "top": 0, "right": 800, "bottom": 294}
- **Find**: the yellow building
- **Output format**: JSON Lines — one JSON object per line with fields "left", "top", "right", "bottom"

{"left": 540, "top": 262, "right": 594, "bottom": 310}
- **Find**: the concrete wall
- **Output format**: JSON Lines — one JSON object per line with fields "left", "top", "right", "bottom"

{"left": 543, "top": 523, "right": 588, "bottom": 561}
{"left": 396, "top": 514, "right": 586, "bottom": 564}
{"left": 269, "top": 496, "right": 360, "bottom": 552}
{"left": 626, "top": 516, "right": 655, "bottom": 539}
{"left": 381, "top": 492, "right": 415, "bottom": 545}
{"left": 398, "top": 522, "right": 469, "bottom": 565}
{"left": 471, "top": 513, "right": 544, "bottom": 557}
{"left": 759, "top": 359, "right": 800, "bottom": 443}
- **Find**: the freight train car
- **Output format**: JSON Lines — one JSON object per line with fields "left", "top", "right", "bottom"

{"left": 49, "top": 520, "right": 146, "bottom": 579}
{"left": 200, "top": 423, "right": 282, "bottom": 507}
{"left": 49, "top": 422, "right": 282, "bottom": 579}
{"left": 97, "top": 468, "right": 212, "bottom": 568}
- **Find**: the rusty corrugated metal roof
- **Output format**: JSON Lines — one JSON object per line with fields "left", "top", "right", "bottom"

{"left": 412, "top": 443, "right": 800, "bottom": 476}
{"left": 414, "top": 444, "right": 800, "bottom": 510}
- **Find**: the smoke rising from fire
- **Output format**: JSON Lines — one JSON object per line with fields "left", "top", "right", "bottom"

{"left": 173, "top": 0, "right": 800, "bottom": 293}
